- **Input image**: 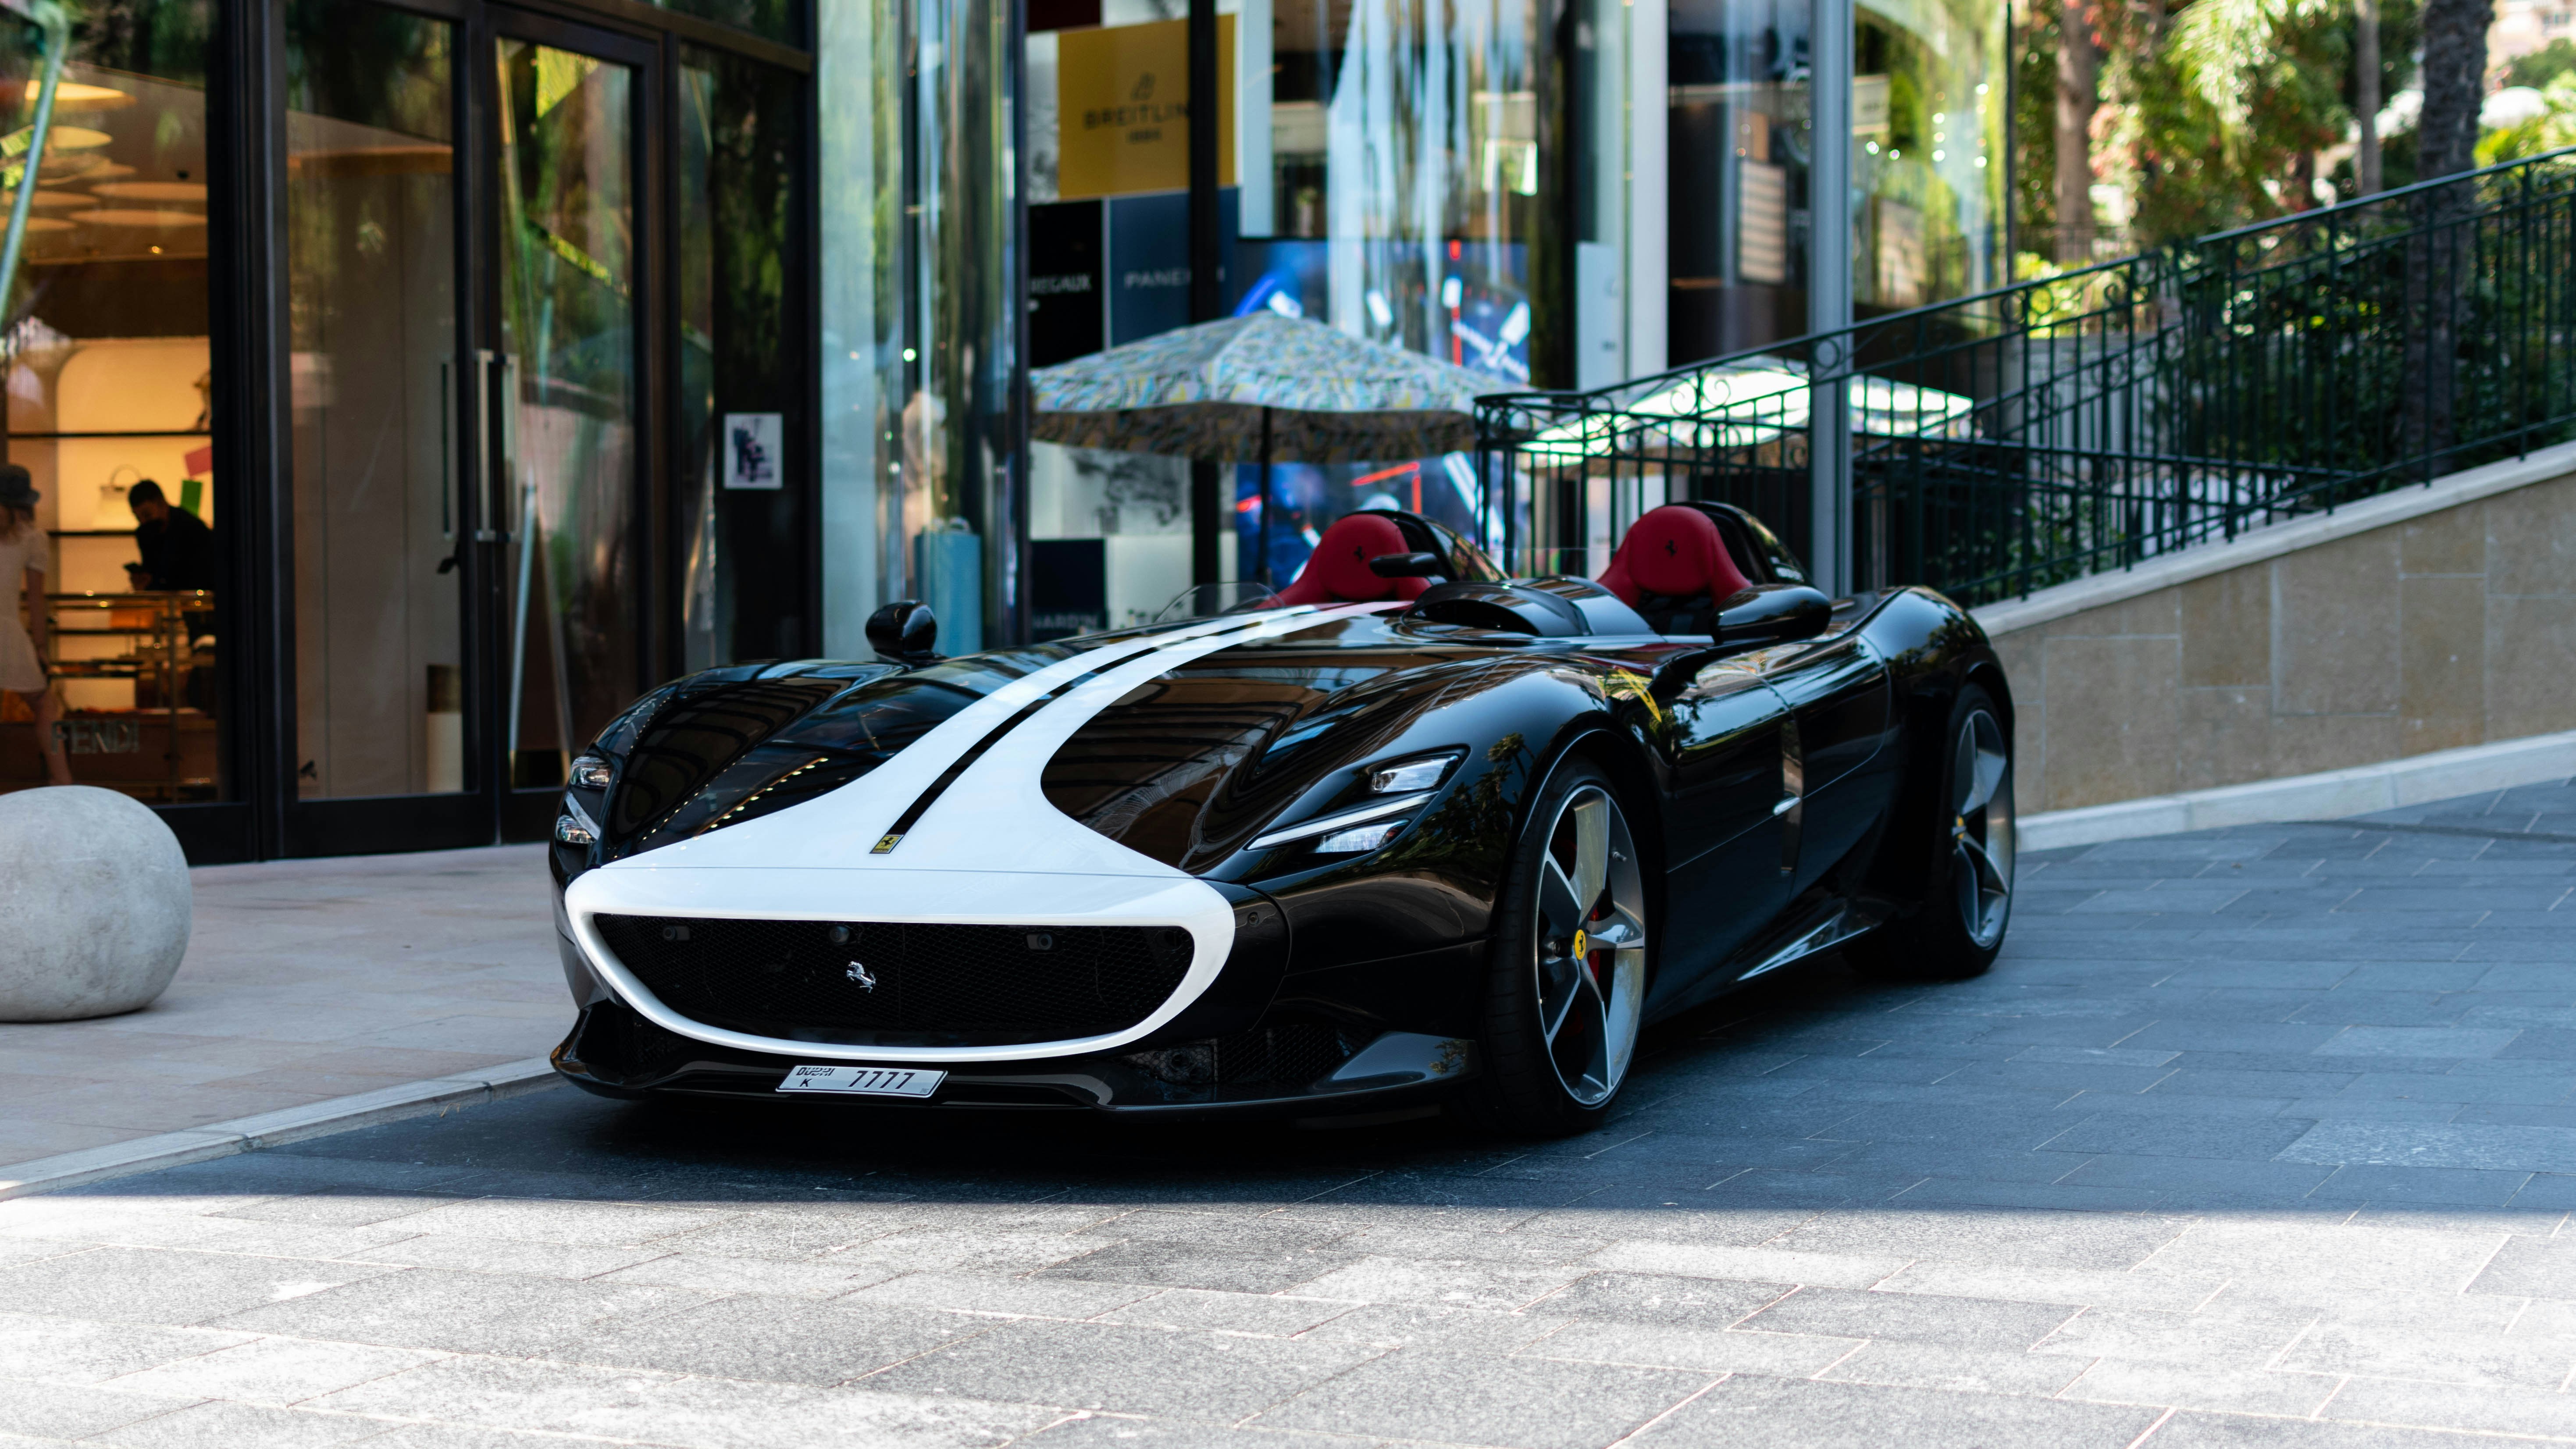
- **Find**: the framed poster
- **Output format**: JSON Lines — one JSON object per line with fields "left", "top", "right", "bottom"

{"left": 723, "top": 413, "right": 783, "bottom": 489}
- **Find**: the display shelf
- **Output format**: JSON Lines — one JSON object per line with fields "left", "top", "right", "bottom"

{"left": 34, "top": 589, "right": 216, "bottom": 803}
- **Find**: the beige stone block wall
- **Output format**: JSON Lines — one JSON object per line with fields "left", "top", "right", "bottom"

{"left": 1985, "top": 468, "right": 2576, "bottom": 817}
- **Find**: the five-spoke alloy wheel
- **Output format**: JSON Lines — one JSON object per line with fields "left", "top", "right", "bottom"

{"left": 1470, "top": 755, "right": 1650, "bottom": 1134}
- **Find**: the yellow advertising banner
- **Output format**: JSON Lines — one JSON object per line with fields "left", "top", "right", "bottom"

{"left": 1056, "top": 16, "right": 1234, "bottom": 200}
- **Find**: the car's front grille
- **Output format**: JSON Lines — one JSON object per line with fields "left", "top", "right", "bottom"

{"left": 591, "top": 914, "right": 1197, "bottom": 1047}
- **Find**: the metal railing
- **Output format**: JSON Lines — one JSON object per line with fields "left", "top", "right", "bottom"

{"left": 1475, "top": 147, "right": 2576, "bottom": 605}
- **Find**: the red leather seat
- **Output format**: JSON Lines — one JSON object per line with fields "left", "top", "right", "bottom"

{"left": 1272, "top": 512, "right": 1436, "bottom": 606}
{"left": 1598, "top": 504, "right": 1750, "bottom": 612}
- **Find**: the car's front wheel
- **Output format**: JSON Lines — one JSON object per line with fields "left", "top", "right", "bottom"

{"left": 1464, "top": 755, "right": 1650, "bottom": 1136}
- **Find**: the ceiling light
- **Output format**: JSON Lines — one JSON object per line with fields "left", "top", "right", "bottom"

{"left": 36, "top": 82, "right": 133, "bottom": 112}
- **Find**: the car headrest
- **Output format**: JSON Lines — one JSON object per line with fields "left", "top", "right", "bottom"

{"left": 1273, "top": 512, "right": 1434, "bottom": 605}
{"left": 1598, "top": 504, "right": 1749, "bottom": 608}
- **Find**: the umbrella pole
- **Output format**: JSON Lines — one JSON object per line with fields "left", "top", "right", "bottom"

{"left": 1256, "top": 406, "right": 1273, "bottom": 588}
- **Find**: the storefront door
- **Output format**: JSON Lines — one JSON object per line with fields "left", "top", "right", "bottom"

{"left": 483, "top": 12, "right": 652, "bottom": 826}
{"left": 282, "top": 3, "right": 653, "bottom": 854}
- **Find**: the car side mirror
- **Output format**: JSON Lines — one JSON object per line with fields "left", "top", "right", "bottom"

{"left": 1368, "top": 551, "right": 1444, "bottom": 579}
{"left": 1716, "top": 584, "right": 1831, "bottom": 650}
{"left": 866, "top": 600, "right": 941, "bottom": 666}
{"left": 1647, "top": 585, "right": 1835, "bottom": 701}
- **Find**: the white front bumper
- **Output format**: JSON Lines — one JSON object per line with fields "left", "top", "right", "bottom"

{"left": 562, "top": 865, "right": 1238, "bottom": 1064}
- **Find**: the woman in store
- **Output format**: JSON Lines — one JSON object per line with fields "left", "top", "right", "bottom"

{"left": 0, "top": 467, "right": 71, "bottom": 787}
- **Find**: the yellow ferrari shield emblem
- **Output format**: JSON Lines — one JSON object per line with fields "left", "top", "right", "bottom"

{"left": 1572, "top": 927, "right": 1589, "bottom": 958}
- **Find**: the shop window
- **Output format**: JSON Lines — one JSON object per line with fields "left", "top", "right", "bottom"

{"left": 285, "top": 0, "right": 460, "bottom": 799}
{"left": 678, "top": 44, "right": 805, "bottom": 671}
{"left": 1853, "top": 4, "right": 2006, "bottom": 318}
{"left": 496, "top": 36, "right": 643, "bottom": 788}
{"left": 1021, "top": 0, "right": 1229, "bottom": 632}
{"left": 1229, "top": 0, "right": 1554, "bottom": 580}
{"left": 1022, "top": 0, "right": 1546, "bottom": 603}
{"left": 2, "top": 0, "right": 223, "bottom": 802}
{"left": 1667, "top": 0, "right": 1812, "bottom": 366}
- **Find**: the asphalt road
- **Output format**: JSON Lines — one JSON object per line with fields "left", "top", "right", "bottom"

{"left": 4, "top": 783, "right": 2575, "bottom": 1449}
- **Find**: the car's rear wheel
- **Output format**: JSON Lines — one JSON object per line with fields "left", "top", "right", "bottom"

{"left": 1848, "top": 684, "right": 2014, "bottom": 982}
{"left": 1463, "top": 755, "right": 1650, "bottom": 1136}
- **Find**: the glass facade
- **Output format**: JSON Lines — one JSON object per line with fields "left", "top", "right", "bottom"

{"left": 0, "top": 0, "right": 2013, "bottom": 857}
{"left": 285, "top": 0, "right": 458, "bottom": 799}
{"left": 0, "top": 0, "right": 816, "bottom": 857}
{"left": 1020, "top": 1, "right": 1209, "bottom": 635}
{"left": 1663, "top": 0, "right": 2009, "bottom": 366}
{"left": 677, "top": 47, "right": 802, "bottom": 671}
{"left": 1014, "top": 0, "right": 1636, "bottom": 608}
{"left": 1667, "top": 0, "right": 1810, "bottom": 360}
{"left": 3, "top": 0, "right": 225, "bottom": 805}
{"left": 1229, "top": 0, "right": 1562, "bottom": 585}
{"left": 1851, "top": 0, "right": 2007, "bottom": 317}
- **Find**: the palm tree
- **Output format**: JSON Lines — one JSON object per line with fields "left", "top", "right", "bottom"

{"left": 2415, "top": 0, "right": 2492, "bottom": 180}
{"left": 2057, "top": 0, "right": 2102, "bottom": 261}
{"left": 2408, "top": 0, "right": 2490, "bottom": 466}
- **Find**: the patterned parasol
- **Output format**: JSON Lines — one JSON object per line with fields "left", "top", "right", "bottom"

{"left": 1030, "top": 313, "right": 1498, "bottom": 463}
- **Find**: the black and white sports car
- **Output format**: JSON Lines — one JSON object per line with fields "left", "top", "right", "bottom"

{"left": 547, "top": 502, "right": 2016, "bottom": 1134}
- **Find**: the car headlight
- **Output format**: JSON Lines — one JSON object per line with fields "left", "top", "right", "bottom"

{"left": 568, "top": 754, "right": 613, "bottom": 790}
{"left": 1368, "top": 753, "right": 1457, "bottom": 793}
{"left": 555, "top": 794, "right": 602, "bottom": 847}
{"left": 1316, "top": 821, "right": 1406, "bottom": 854}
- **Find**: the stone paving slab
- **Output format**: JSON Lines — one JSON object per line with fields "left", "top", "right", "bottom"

{"left": 0, "top": 785, "right": 2573, "bottom": 1445}
{"left": 0, "top": 846, "right": 563, "bottom": 1170}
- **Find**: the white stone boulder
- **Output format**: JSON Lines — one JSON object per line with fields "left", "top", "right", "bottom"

{"left": 0, "top": 785, "right": 191, "bottom": 1022}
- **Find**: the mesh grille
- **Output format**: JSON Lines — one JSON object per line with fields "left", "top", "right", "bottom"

{"left": 566, "top": 1001, "right": 707, "bottom": 1085}
{"left": 1217, "top": 1020, "right": 1356, "bottom": 1087}
{"left": 593, "top": 914, "right": 1196, "bottom": 1047}
{"left": 1122, "top": 1021, "right": 1358, "bottom": 1093}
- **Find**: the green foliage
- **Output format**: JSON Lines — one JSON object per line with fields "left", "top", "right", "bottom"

{"left": 2014, "top": 3, "right": 2062, "bottom": 245}
{"left": 2038, "top": 0, "right": 2420, "bottom": 246}
{"left": 2478, "top": 73, "right": 2576, "bottom": 164}
{"left": 2506, "top": 37, "right": 2576, "bottom": 89}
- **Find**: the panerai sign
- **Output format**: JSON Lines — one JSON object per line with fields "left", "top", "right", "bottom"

{"left": 1056, "top": 16, "right": 1235, "bottom": 201}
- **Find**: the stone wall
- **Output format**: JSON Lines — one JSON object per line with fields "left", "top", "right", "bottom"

{"left": 1977, "top": 445, "right": 2576, "bottom": 817}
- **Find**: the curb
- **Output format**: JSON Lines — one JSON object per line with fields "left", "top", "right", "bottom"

{"left": 2017, "top": 729, "right": 2576, "bottom": 852}
{"left": 0, "top": 1057, "right": 563, "bottom": 1201}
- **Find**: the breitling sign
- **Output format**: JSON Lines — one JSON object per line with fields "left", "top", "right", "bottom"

{"left": 1056, "top": 16, "right": 1235, "bottom": 200}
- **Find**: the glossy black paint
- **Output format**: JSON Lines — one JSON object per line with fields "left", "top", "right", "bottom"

{"left": 547, "top": 554, "right": 2011, "bottom": 1116}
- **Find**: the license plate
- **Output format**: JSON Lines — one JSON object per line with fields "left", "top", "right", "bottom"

{"left": 775, "top": 1064, "right": 946, "bottom": 1098}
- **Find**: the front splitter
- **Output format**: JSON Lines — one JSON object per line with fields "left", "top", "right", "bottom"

{"left": 551, "top": 1001, "right": 1475, "bottom": 1119}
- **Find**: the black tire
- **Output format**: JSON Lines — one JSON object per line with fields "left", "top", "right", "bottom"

{"left": 1846, "top": 683, "right": 2015, "bottom": 983}
{"left": 1460, "top": 754, "right": 1652, "bottom": 1137}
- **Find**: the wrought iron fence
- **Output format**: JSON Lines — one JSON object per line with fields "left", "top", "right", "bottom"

{"left": 1474, "top": 147, "right": 2576, "bottom": 605}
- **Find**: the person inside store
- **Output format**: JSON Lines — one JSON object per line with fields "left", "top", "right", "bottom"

{"left": 0, "top": 466, "right": 72, "bottom": 786}
{"left": 124, "top": 479, "right": 216, "bottom": 593}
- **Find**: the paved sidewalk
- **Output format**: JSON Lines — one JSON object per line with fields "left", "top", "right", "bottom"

{"left": 0, "top": 846, "right": 563, "bottom": 1170}
{"left": 0, "top": 783, "right": 2571, "bottom": 1446}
